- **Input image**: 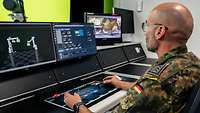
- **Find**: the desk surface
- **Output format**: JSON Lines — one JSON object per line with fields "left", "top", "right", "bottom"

{"left": 89, "top": 90, "right": 127, "bottom": 113}
{"left": 0, "top": 90, "right": 127, "bottom": 113}
{"left": 0, "top": 97, "right": 73, "bottom": 113}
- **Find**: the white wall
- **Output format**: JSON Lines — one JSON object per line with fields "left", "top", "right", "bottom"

{"left": 114, "top": 0, "right": 200, "bottom": 58}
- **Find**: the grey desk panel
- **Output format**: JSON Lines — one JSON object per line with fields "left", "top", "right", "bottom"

{"left": 0, "top": 70, "right": 57, "bottom": 102}
{"left": 54, "top": 56, "right": 101, "bottom": 82}
{"left": 0, "top": 97, "right": 72, "bottom": 113}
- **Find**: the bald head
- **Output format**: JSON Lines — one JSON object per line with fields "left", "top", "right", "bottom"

{"left": 148, "top": 2, "right": 193, "bottom": 43}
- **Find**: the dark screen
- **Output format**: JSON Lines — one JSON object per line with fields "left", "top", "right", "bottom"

{"left": 97, "top": 47, "right": 128, "bottom": 69}
{"left": 70, "top": 0, "right": 104, "bottom": 22}
{"left": 0, "top": 23, "right": 56, "bottom": 74}
{"left": 52, "top": 23, "right": 97, "bottom": 61}
{"left": 113, "top": 8, "right": 135, "bottom": 33}
{"left": 122, "top": 44, "right": 146, "bottom": 61}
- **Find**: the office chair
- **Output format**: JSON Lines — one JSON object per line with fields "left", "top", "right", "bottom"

{"left": 181, "top": 79, "right": 200, "bottom": 113}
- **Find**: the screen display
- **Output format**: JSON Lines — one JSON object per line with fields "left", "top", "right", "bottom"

{"left": 45, "top": 81, "right": 116, "bottom": 107}
{"left": 0, "top": 23, "right": 56, "bottom": 74}
{"left": 87, "top": 14, "right": 121, "bottom": 39}
{"left": 44, "top": 76, "right": 135, "bottom": 110}
{"left": 71, "top": 81, "right": 115, "bottom": 104}
{"left": 113, "top": 8, "right": 134, "bottom": 33}
{"left": 52, "top": 23, "right": 97, "bottom": 61}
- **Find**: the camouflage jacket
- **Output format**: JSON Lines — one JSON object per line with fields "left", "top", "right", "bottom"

{"left": 111, "top": 46, "right": 200, "bottom": 113}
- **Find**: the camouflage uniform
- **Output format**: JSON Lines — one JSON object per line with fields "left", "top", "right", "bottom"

{"left": 111, "top": 46, "right": 200, "bottom": 113}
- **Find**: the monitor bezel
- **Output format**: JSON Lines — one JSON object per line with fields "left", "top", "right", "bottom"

{"left": 85, "top": 13, "right": 122, "bottom": 46}
{"left": 0, "top": 22, "right": 56, "bottom": 74}
{"left": 51, "top": 22, "right": 97, "bottom": 62}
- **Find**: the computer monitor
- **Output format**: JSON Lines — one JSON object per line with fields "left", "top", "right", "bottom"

{"left": 85, "top": 13, "right": 122, "bottom": 45}
{"left": 113, "top": 7, "right": 135, "bottom": 33}
{"left": 52, "top": 23, "right": 97, "bottom": 61}
{"left": 0, "top": 23, "right": 56, "bottom": 74}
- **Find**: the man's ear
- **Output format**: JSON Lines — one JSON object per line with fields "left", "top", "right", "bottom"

{"left": 155, "top": 26, "right": 166, "bottom": 40}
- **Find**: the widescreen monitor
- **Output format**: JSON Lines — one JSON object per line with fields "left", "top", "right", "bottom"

{"left": 113, "top": 7, "right": 135, "bottom": 33}
{"left": 86, "top": 13, "right": 122, "bottom": 45}
{"left": 0, "top": 23, "right": 56, "bottom": 74}
{"left": 52, "top": 23, "right": 97, "bottom": 61}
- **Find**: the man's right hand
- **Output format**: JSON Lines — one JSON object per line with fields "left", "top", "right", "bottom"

{"left": 103, "top": 75, "right": 122, "bottom": 89}
{"left": 103, "top": 75, "right": 134, "bottom": 90}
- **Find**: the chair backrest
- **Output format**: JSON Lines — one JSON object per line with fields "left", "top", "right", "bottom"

{"left": 182, "top": 79, "right": 200, "bottom": 113}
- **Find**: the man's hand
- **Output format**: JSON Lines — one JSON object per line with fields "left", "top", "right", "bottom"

{"left": 103, "top": 75, "right": 122, "bottom": 88}
{"left": 103, "top": 75, "right": 133, "bottom": 90}
{"left": 64, "top": 92, "right": 81, "bottom": 109}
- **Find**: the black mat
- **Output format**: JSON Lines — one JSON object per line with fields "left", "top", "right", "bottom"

{"left": 110, "top": 64, "right": 149, "bottom": 76}
{"left": 135, "top": 58, "right": 157, "bottom": 64}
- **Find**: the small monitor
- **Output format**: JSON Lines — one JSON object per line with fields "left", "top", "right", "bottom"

{"left": 113, "top": 7, "right": 135, "bottom": 33}
{"left": 85, "top": 13, "right": 122, "bottom": 45}
{"left": 52, "top": 23, "right": 97, "bottom": 61}
{"left": 0, "top": 23, "right": 56, "bottom": 74}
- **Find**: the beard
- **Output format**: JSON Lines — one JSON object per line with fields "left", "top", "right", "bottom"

{"left": 146, "top": 36, "right": 158, "bottom": 53}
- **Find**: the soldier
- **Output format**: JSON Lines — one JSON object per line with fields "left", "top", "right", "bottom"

{"left": 64, "top": 2, "right": 200, "bottom": 113}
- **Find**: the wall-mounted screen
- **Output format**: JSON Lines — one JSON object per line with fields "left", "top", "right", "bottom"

{"left": 0, "top": 23, "right": 56, "bottom": 74}
{"left": 113, "top": 7, "right": 134, "bottom": 34}
{"left": 86, "top": 13, "right": 122, "bottom": 45}
{"left": 52, "top": 23, "right": 97, "bottom": 61}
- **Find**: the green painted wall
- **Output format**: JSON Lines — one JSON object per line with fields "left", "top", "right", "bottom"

{"left": 104, "top": 0, "right": 113, "bottom": 13}
{"left": 0, "top": 0, "right": 11, "bottom": 21}
{"left": 0, "top": 0, "right": 113, "bottom": 22}
{"left": 0, "top": 0, "right": 70, "bottom": 22}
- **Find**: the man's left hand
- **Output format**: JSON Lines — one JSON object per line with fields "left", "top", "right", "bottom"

{"left": 64, "top": 92, "right": 81, "bottom": 109}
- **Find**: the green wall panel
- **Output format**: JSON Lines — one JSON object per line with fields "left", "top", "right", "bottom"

{"left": 104, "top": 0, "right": 113, "bottom": 13}
{"left": 0, "top": 0, "right": 112, "bottom": 22}
{"left": 0, "top": 0, "right": 70, "bottom": 22}
{"left": 24, "top": 0, "right": 70, "bottom": 22}
{"left": 0, "top": 0, "right": 11, "bottom": 21}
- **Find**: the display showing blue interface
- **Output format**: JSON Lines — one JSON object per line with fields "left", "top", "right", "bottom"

{"left": 52, "top": 23, "right": 97, "bottom": 61}
{"left": 44, "top": 76, "right": 136, "bottom": 110}
{"left": 71, "top": 81, "right": 115, "bottom": 103}
{"left": 45, "top": 81, "right": 116, "bottom": 107}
